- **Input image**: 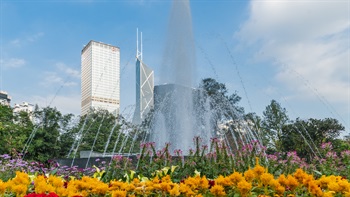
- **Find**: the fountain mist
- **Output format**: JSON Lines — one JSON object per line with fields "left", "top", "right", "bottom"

{"left": 150, "top": 0, "right": 213, "bottom": 154}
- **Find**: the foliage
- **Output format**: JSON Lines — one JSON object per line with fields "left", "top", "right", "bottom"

{"left": 261, "top": 100, "right": 289, "bottom": 153}
{"left": 69, "top": 109, "right": 142, "bottom": 158}
{"left": 2, "top": 162, "right": 350, "bottom": 197}
{"left": 281, "top": 118, "right": 344, "bottom": 161}
{"left": 199, "top": 78, "right": 248, "bottom": 151}
{"left": 0, "top": 104, "right": 33, "bottom": 156}
{"left": 23, "top": 106, "right": 74, "bottom": 162}
{"left": 199, "top": 78, "right": 244, "bottom": 122}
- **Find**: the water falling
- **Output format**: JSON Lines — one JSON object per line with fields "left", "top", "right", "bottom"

{"left": 150, "top": 0, "right": 213, "bottom": 153}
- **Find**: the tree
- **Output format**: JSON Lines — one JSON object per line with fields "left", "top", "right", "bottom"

{"left": 0, "top": 104, "right": 33, "bottom": 156}
{"left": 199, "top": 78, "right": 244, "bottom": 126}
{"left": 68, "top": 109, "right": 143, "bottom": 158}
{"left": 24, "top": 106, "right": 74, "bottom": 162}
{"left": 281, "top": 118, "right": 344, "bottom": 161}
{"left": 244, "top": 112, "right": 266, "bottom": 145}
{"left": 262, "top": 100, "right": 289, "bottom": 153}
{"left": 199, "top": 78, "right": 246, "bottom": 150}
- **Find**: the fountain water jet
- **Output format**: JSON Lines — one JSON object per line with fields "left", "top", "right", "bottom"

{"left": 150, "top": 0, "right": 213, "bottom": 153}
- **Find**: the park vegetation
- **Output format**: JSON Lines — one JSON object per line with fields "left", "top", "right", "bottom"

{"left": 0, "top": 78, "right": 349, "bottom": 196}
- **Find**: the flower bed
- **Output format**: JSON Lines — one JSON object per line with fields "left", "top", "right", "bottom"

{"left": 1, "top": 138, "right": 350, "bottom": 196}
{"left": 1, "top": 160, "right": 350, "bottom": 197}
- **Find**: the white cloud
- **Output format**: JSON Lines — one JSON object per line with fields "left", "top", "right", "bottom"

{"left": 0, "top": 58, "right": 26, "bottom": 69}
{"left": 56, "top": 62, "right": 80, "bottom": 79}
{"left": 235, "top": 0, "right": 349, "bottom": 104}
{"left": 41, "top": 71, "right": 78, "bottom": 87}
{"left": 40, "top": 62, "right": 80, "bottom": 87}
{"left": 27, "top": 32, "right": 44, "bottom": 42}
{"left": 10, "top": 39, "right": 21, "bottom": 47}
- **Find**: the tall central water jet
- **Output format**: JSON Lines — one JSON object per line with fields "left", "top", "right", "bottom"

{"left": 150, "top": 0, "right": 213, "bottom": 153}
{"left": 160, "top": 0, "right": 195, "bottom": 87}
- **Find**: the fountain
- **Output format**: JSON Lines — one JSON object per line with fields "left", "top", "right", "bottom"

{"left": 149, "top": 0, "right": 214, "bottom": 153}
{"left": 60, "top": 0, "right": 260, "bottom": 167}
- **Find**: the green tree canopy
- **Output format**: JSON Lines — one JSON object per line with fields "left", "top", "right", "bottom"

{"left": 24, "top": 106, "right": 74, "bottom": 162}
{"left": 262, "top": 100, "right": 289, "bottom": 152}
{"left": 0, "top": 104, "right": 33, "bottom": 156}
{"left": 281, "top": 118, "right": 344, "bottom": 161}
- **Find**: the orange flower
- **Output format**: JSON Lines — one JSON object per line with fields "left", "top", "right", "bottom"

{"left": 278, "top": 174, "right": 288, "bottom": 186}
{"left": 111, "top": 189, "right": 127, "bottom": 197}
{"left": 210, "top": 184, "right": 226, "bottom": 197}
{"left": 214, "top": 175, "right": 230, "bottom": 187}
{"left": 260, "top": 172, "right": 274, "bottom": 186}
{"left": 0, "top": 180, "right": 7, "bottom": 195}
{"left": 169, "top": 184, "right": 180, "bottom": 196}
{"left": 228, "top": 172, "right": 244, "bottom": 185}
{"left": 293, "top": 168, "right": 307, "bottom": 183}
{"left": 286, "top": 175, "right": 299, "bottom": 191}
{"left": 244, "top": 168, "right": 255, "bottom": 182}
{"left": 253, "top": 164, "right": 265, "bottom": 178}
{"left": 237, "top": 179, "right": 252, "bottom": 197}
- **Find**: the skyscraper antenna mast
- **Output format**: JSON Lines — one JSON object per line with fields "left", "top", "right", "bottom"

{"left": 136, "top": 28, "right": 143, "bottom": 61}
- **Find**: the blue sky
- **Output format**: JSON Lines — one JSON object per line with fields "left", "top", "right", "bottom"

{"left": 0, "top": 0, "right": 349, "bottom": 136}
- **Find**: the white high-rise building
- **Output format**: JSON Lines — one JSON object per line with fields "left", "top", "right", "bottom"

{"left": 81, "top": 40, "right": 120, "bottom": 116}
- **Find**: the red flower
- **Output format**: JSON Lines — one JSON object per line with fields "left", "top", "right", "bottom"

{"left": 208, "top": 180, "right": 215, "bottom": 188}
{"left": 47, "top": 192, "right": 59, "bottom": 197}
{"left": 24, "top": 193, "right": 59, "bottom": 197}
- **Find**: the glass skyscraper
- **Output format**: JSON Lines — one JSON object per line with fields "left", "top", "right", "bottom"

{"left": 132, "top": 30, "right": 154, "bottom": 124}
{"left": 133, "top": 58, "right": 154, "bottom": 124}
{"left": 81, "top": 40, "right": 120, "bottom": 116}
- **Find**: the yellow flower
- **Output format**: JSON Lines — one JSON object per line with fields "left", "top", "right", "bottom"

{"left": 244, "top": 168, "right": 255, "bottom": 182}
{"left": 12, "top": 184, "right": 28, "bottom": 197}
{"left": 215, "top": 175, "right": 230, "bottom": 187}
{"left": 260, "top": 172, "right": 274, "bottom": 186}
{"left": 91, "top": 182, "right": 109, "bottom": 195}
{"left": 253, "top": 164, "right": 265, "bottom": 178}
{"left": 301, "top": 174, "right": 314, "bottom": 188}
{"left": 278, "top": 174, "right": 288, "bottom": 186}
{"left": 293, "top": 168, "right": 307, "bottom": 183}
{"left": 309, "top": 181, "right": 323, "bottom": 197}
{"left": 338, "top": 179, "right": 350, "bottom": 192}
{"left": 317, "top": 175, "right": 331, "bottom": 189}
{"left": 198, "top": 176, "right": 209, "bottom": 190}
{"left": 179, "top": 182, "right": 195, "bottom": 196}
{"left": 328, "top": 181, "right": 340, "bottom": 193}
{"left": 268, "top": 179, "right": 279, "bottom": 189}
{"left": 169, "top": 184, "right": 180, "bottom": 196}
{"left": 111, "top": 189, "right": 127, "bottom": 197}
{"left": 276, "top": 185, "right": 285, "bottom": 195}
{"left": 160, "top": 181, "right": 172, "bottom": 192}
{"left": 6, "top": 172, "right": 30, "bottom": 197}
{"left": 0, "top": 180, "right": 7, "bottom": 195}
{"left": 210, "top": 184, "right": 226, "bottom": 197}
{"left": 161, "top": 175, "right": 172, "bottom": 183}
{"left": 323, "top": 191, "right": 335, "bottom": 197}
{"left": 237, "top": 179, "right": 252, "bottom": 197}
{"left": 228, "top": 172, "right": 244, "bottom": 185}
{"left": 286, "top": 175, "right": 299, "bottom": 191}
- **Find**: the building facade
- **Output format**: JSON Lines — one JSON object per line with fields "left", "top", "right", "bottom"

{"left": 81, "top": 40, "right": 120, "bottom": 116}
{"left": 0, "top": 91, "right": 11, "bottom": 106}
{"left": 132, "top": 30, "right": 154, "bottom": 125}
{"left": 133, "top": 58, "right": 154, "bottom": 124}
{"left": 13, "top": 102, "right": 34, "bottom": 121}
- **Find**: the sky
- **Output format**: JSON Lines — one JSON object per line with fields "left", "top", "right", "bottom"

{"left": 0, "top": 0, "right": 349, "bottom": 136}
